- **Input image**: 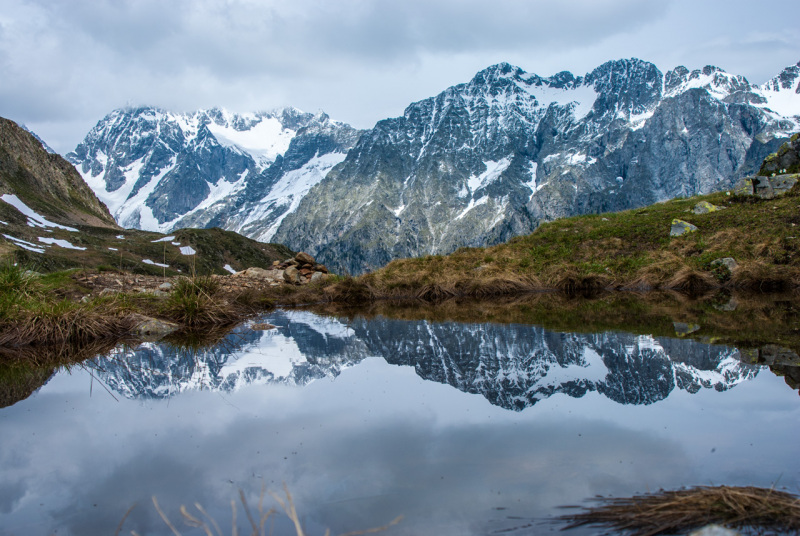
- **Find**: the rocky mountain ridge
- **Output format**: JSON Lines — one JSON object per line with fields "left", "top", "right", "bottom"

{"left": 276, "top": 59, "right": 800, "bottom": 273}
{"left": 94, "top": 311, "right": 758, "bottom": 409}
{"left": 66, "top": 59, "right": 800, "bottom": 275}
{"left": 0, "top": 117, "right": 118, "bottom": 231}
{"left": 67, "top": 107, "right": 362, "bottom": 241}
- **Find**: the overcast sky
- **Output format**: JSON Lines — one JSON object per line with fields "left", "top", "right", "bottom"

{"left": 1, "top": 0, "right": 798, "bottom": 154}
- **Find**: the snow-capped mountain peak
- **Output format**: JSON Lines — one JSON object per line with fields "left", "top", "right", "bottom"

{"left": 67, "top": 106, "right": 362, "bottom": 234}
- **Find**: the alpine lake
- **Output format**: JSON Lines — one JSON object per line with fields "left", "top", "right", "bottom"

{"left": 1, "top": 291, "right": 799, "bottom": 536}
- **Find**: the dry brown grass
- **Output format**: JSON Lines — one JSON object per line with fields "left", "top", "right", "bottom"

{"left": 557, "top": 485, "right": 800, "bottom": 536}
{"left": 0, "top": 303, "right": 135, "bottom": 347}
{"left": 128, "top": 485, "right": 402, "bottom": 536}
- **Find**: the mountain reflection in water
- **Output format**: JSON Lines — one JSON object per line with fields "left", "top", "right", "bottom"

{"left": 1, "top": 307, "right": 798, "bottom": 536}
{"left": 93, "top": 310, "right": 757, "bottom": 409}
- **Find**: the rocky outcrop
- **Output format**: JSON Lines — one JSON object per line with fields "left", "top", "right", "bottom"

{"left": 230, "top": 252, "right": 329, "bottom": 286}
{"left": 67, "top": 107, "right": 362, "bottom": 237}
{"left": 274, "top": 59, "right": 800, "bottom": 274}
{"left": 671, "top": 219, "right": 699, "bottom": 237}
{"left": 734, "top": 174, "right": 799, "bottom": 199}
{"left": 0, "top": 117, "right": 118, "bottom": 229}
{"left": 759, "top": 132, "right": 800, "bottom": 176}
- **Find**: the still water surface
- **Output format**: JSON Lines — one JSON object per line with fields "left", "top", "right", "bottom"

{"left": 1, "top": 309, "right": 798, "bottom": 535}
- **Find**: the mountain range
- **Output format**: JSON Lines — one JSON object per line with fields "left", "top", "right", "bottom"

{"left": 67, "top": 59, "right": 800, "bottom": 274}
{"left": 92, "top": 310, "right": 758, "bottom": 410}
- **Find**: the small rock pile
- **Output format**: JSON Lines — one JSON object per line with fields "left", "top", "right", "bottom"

{"left": 232, "top": 252, "right": 329, "bottom": 286}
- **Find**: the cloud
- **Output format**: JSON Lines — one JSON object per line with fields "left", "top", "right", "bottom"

{"left": 0, "top": 0, "right": 798, "bottom": 153}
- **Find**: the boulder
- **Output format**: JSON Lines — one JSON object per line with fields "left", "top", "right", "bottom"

{"left": 670, "top": 219, "right": 698, "bottom": 237}
{"left": 310, "top": 271, "right": 327, "bottom": 283}
{"left": 239, "top": 267, "right": 270, "bottom": 279}
{"left": 295, "top": 251, "right": 315, "bottom": 265}
{"left": 692, "top": 201, "right": 724, "bottom": 214}
{"left": 239, "top": 267, "right": 283, "bottom": 281}
{"left": 711, "top": 257, "right": 738, "bottom": 271}
{"left": 314, "top": 264, "right": 329, "bottom": 274}
{"left": 734, "top": 174, "right": 798, "bottom": 199}
{"left": 673, "top": 322, "right": 700, "bottom": 336}
{"left": 130, "top": 316, "right": 179, "bottom": 340}
{"left": 283, "top": 265, "right": 301, "bottom": 284}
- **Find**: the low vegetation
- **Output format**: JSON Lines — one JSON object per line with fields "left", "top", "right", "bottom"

{"left": 556, "top": 485, "right": 800, "bottom": 536}
{"left": 0, "top": 263, "right": 275, "bottom": 350}
{"left": 333, "top": 183, "right": 800, "bottom": 301}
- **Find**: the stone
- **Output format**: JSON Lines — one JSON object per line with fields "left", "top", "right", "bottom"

{"left": 131, "top": 316, "right": 179, "bottom": 340}
{"left": 314, "top": 264, "right": 329, "bottom": 274}
{"left": 158, "top": 282, "right": 173, "bottom": 290}
{"left": 673, "top": 322, "right": 700, "bottom": 336}
{"left": 711, "top": 257, "right": 738, "bottom": 271}
{"left": 99, "top": 288, "right": 120, "bottom": 296}
{"left": 149, "top": 289, "right": 169, "bottom": 298}
{"left": 692, "top": 201, "right": 724, "bottom": 214}
{"left": 283, "top": 265, "right": 301, "bottom": 284}
{"left": 239, "top": 267, "right": 283, "bottom": 280}
{"left": 713, "top": 296, "right": 738, "bottom": 312}
{"left": 734, "top": 174, "right": 799, "bottom": 200}
{"left": 250, "top": 323, "right": 276, "bottom": 331}
{"left": 295, "top": 251, "right": 315, "bottom": 265}
{"left": 670, "top": 219, "right": 698, "bottom": 237}
{"left": 272, "top": 260, "right": 280, "bottom": 266}
{"left": 310, "top": 271, "right": 327, "bottom": 283}
{"left": 240, "top": 267, "right": 271, "bottom": 279}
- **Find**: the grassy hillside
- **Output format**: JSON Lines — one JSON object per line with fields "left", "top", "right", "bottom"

{"left": 345, "top": 178, "right": 800, "bottom": 299}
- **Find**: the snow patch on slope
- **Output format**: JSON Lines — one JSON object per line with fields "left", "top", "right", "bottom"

{"left": 240, "top": 152, "right": 347, "bottom": 241}
{"left": 207, "top": 118, "right": 295, "bottom": 170}
{"left": 0, "top": 194, "right": 78, "bottom": 231}
{"left": 467, "top": 157, "right": 512, "bottom": 194}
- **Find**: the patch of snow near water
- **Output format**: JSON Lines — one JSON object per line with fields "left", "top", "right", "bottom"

{"left": 0, "top": 194, "right": 78, "bottom": 231}
{"left": 3, "top": 234, "right": 45, "bottom": 253}
{"left": 37, "top": 237, "right": 86, "bottom": 250}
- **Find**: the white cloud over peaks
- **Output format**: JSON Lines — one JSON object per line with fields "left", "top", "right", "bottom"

{"left": 0, "top": 0, "right": 798, "bottom": 154}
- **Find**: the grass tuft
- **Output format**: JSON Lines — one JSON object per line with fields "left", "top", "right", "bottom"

{"left": 556, "top": 485, "right": 800, "bottom": 536}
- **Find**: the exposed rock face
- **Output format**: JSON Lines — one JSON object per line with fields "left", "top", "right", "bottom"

{"left": 759, "top": 132, "right": 800, "bottom": 175}
{"left": 274, "top": 59, "right": 800, "bottom": 274}
{"left": 67, "top": 107, "right": 361, "bottom": 238}
{"left": 671, "top": 219, "right": 699, "bottom": 237}
{"left": 67, "top": 61, "right": 800, "bottom": 276}
{"left": 0, "top": 117, "right": 118, "bottom": 229}
{"left": 734, "top": 174, "right": 799, "bottom": 199}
